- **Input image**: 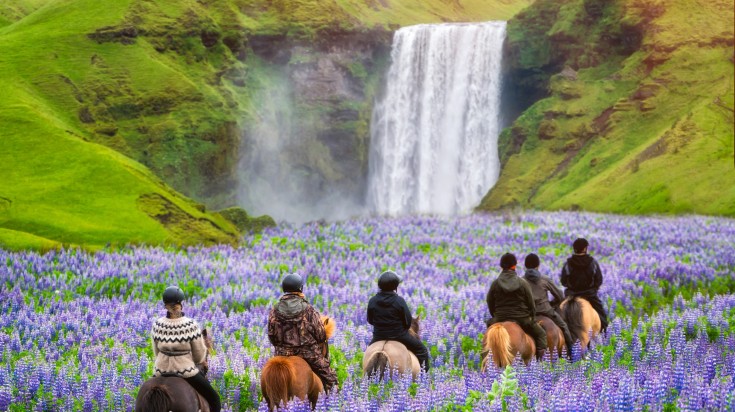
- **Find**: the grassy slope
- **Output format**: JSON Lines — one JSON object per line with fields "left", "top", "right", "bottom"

{"left": 0, "top": 0, "right": 531, "bottom": 250}
{"left": 0, "top": 0, "right": 241, "bottom": 250}
{"left": 480, "top": 0, "right": 735, "bottom": 216}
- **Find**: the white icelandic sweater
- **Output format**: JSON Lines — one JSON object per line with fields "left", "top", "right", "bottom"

{"left": 151, "top": 316, "right": 207, "bottom": 378}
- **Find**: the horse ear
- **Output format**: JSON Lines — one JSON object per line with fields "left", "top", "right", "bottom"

{"left": 416, "top": 315, "right": 421, "bottom": 321}
{"left": 323, "top": 317, "right": 330, "bottom": 326}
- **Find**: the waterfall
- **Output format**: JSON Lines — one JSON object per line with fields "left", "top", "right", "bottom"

{"left": 367, "top": 22, "right": 506, "bottom": 216}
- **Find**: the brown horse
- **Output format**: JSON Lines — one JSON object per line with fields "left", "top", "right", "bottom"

{"left": 260, "top": 316, "right": 335, "bottom": 410}
{"left": 135, "top": 328, "right": 214, "bottom": 412}
{"left": 537, "top": 315, "right": 565, "bottom": 359}
{"left": 362, "top": 317, "right": 421, "bottom": 380}
{"left": 560, "top": 296, "right": 601, "bottom": 350}
{"left": 481, "top": 322, "right": 535, "bottom": 370}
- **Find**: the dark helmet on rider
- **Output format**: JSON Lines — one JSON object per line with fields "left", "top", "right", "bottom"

{"left": 282, "top": 273, "right": 304, "bottom": 293}
{"left": 500, "top": 253, "right": 517, "bottom": 269}
{"left": 573, "top": 238, "right": 589, "bottom": 253}
{"left": 524, "top": 253, "right": 540, "bottom": 269}
{"left": 377, "top": 270, "right": 401, "bottom": 291}
{"left": 162, "top": 286, "right": 185, "bottom": 305}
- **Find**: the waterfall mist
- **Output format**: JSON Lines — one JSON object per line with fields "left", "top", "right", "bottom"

{"left": 236, "top": 68, "right": 366, "bottom": 224}
{"left": 367, "top": 22, "right": 506, "bottom": 216}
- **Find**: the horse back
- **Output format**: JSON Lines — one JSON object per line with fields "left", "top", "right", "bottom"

{"left": 135, "top": 376, "right": 204, "bottom": 412}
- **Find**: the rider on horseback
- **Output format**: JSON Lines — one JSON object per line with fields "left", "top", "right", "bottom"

{"left": 151, "top": 286, "right": 221, "bottom": 412}
{"left": 486, "top": 253, "right": 547, "bottom": 359}
{"left": 522, "top": 253, "right": 574, "bottom": 357}
{"left": 367, "top": 270, "right": 431, "bottom": 372}
{"left": 561, "top": 238, "right": 609, "bottom": 332}
{"left": 267, "top": 274, "right": 339, "bottom": 393}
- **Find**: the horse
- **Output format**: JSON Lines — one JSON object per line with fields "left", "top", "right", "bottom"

{"left": 481, "top": 321, "right": 535, "bottom": 370}
{"left": 135, "top": 328, "right": 214, "bottom": 412}
{"left": 260, "top": 316, "right": 335, "bottom": 411}
{"left": 560, "top": 296, "right": 601, "bottom": 350}
{"left": 537, "top": 315, "right": 565, "bottom": 359}
{"left": 363, "top": 317, "right": 421, "bottom": 380}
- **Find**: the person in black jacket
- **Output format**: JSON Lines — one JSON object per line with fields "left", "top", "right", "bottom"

{"left": 560, "top": 238, "right": 609, "bottom": 332}
{"left": 487, "top": 253, "right": 547, "bottom": 359}
{"left": 367, "top": 271, "right": 430, "bottom": 372}
{"left": 522, "top": 253, "right": 574, "bottom": 357}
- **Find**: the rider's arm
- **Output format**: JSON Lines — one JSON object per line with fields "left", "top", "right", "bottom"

{"left": 191, "top": 322, "right": 207, "bottom": 365}
{"left": 398, "top": 297, "right": 412, "bottom": 330}
{"left": 308, "top": 307, "right": 327, "bottom": 343}
{"left": 486, "top": 283, "right": 496, "bottom": 317}
{"left": 546, "top": 277, "right": 564, "bottom": 306}
{"left": 151, "top": 324, "right": 159, "bottom": 357}
{"left": 267, "top": 310, "right": 279, "bottom": 346}
{"left": 560, "top": 264, "right": 569, "bottom": 287}
{"left": 592, "top": 260, "right": 603, "bottom": 289}
{"left": 522, "top": 280, "right": 536, "bottom": 319}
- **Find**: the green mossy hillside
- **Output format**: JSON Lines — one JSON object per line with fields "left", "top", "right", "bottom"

{"left": 480, "top": 0, "right": 735, "bottom": 216}
{"left": 0, "top": 0, "right": 532, "bottom": 250}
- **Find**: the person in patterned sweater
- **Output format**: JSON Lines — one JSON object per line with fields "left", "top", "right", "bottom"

{"left": 267, "top": 274, "right": 338, "bottom": 393}
{"left": 151, "top": 286, "right": 221, "bottom": 412}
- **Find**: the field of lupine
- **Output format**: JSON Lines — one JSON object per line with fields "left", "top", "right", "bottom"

{"left": 1, "top": 212, "right": 735, "bottom": 411}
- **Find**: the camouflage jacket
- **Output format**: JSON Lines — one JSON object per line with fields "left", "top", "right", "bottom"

{"left": 267, "top": 293, "right": 326, "bottom": 350}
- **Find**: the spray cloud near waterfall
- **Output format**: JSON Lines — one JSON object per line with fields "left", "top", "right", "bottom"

{"left": 236, "top": 64, "right": 367, "bottom": 224}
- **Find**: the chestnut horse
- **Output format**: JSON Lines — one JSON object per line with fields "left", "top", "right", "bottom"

{"left": 135, "top": 329, "right": 214, "bottom": 412}
{"left": 481, "top": 322, "right": 535, "bottom": 370}
{"left": 560, "top": 297, "right": 601, "bottom": 350}
{"left": 260, "top": 317, "right": 335, "bottom": 410}
{"left": 537, "top": 315, "right": 565, "bottom": 359}
{"left": 362, "top": 317, "right": 421, "bottom": 380}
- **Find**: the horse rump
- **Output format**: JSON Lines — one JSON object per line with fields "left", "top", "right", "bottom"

{"left": 364, "top": 351, "right": 390, "bottom": 380}
{"left": 261, "top": 357, "right": 297, "bottom": 408}
{"left": 561, "top": 297, "right": 586, "bottom": 344}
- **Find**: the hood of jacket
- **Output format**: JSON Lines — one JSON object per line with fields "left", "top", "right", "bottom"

{"left": 374, "top": 291, "right": 398, "bottom": 307}
{"left": 568, "top": 254, "right": 593, "bottom": 269}
{"left": 523, "top": 268, "right": 541, "bottom": 282}
{"left": 496, "top": 270, "right": 523, "bottom": 293}
{"left": 275, "top": 293, "right": 308, "bottom": 318}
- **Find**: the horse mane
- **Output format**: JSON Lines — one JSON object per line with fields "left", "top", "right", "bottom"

{"left": 409, "top": 316, "right": 420, "bottom": 339}
{"left": 321, "top": 316, "right": 336, "bottom": 339}
{"left": 562, "top": 297, "right": 584, "bottom": 345}
{"left": 485, "top": 324, "right": 514, "bottom": 368}
{"left": 262, "top": 357, "right": 297, "bottom": 409}
{"left": 140, "top": 384, "right": 172, "bottom": 412}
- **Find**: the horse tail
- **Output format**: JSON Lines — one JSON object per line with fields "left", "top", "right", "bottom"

{"left": 562, "top": 297, "right": 584, "bottom": 345}
{"left": 262, "top": 358, "right": 295, "bottom": 408}
{"left": 487, "top": 324, "right": 513, "bottom": 368}
{"left": 365, "top": 351, "right": 390, "bottom": 379}
{"left": 140, "top": 384, "right": 172, "bottom": 412}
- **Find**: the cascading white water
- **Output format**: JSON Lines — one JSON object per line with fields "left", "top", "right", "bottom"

{"left": 367, "top": 22, "right": 506, "bottom": 216}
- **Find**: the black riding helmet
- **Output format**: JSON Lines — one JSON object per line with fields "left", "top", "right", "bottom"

{"left": 162, "top": 285, "right": 185, "bottom": 305}
{"left": 377, "top": 270, "right": 401, "bottom": 291}
{"left": 282, "top": 273, "right": 304, "bottom": 293}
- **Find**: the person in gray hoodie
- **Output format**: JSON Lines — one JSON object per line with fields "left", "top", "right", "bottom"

{"left": 486, "top": 253, "right": 547, "bottom": 359}
{"left": 522, "top": 253, "right": 574, "bottom": 357}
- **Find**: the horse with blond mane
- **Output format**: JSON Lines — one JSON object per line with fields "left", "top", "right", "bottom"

{"left": 260, "top": 316, "right": 335, "bottom": 410}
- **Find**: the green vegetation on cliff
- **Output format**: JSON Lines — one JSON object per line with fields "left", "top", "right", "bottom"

{"left": 480, "top": 0, "right": 735, "bottom": 216}
{"left": 0, "top": 0, "right": 531, "bottom": 250}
